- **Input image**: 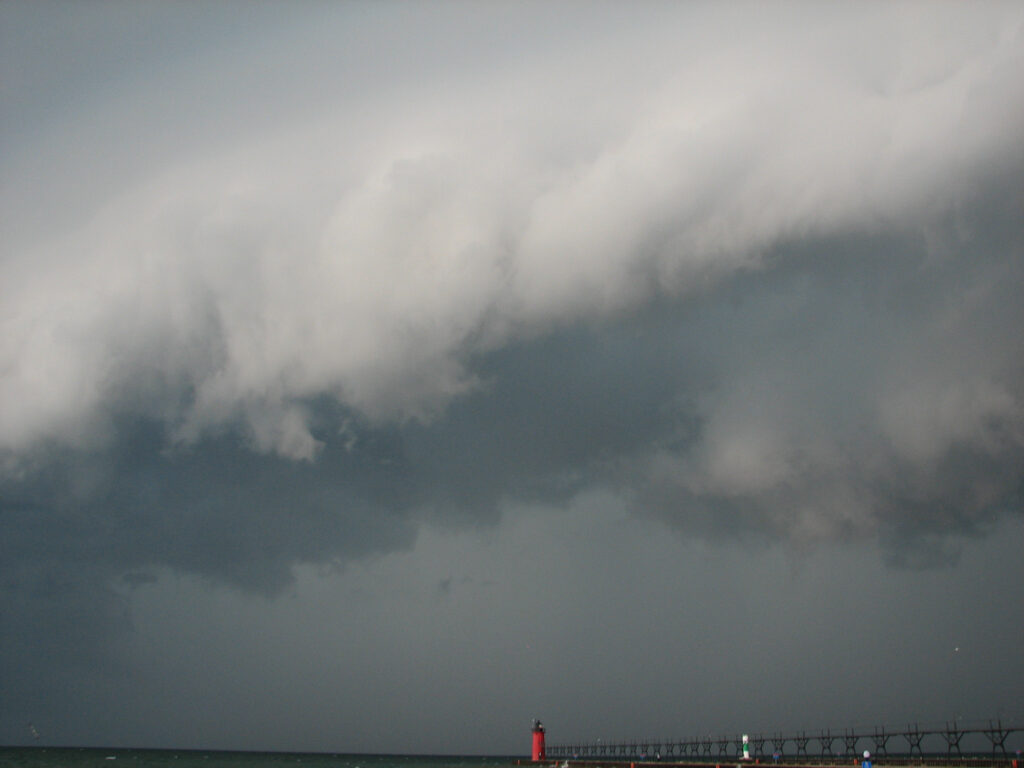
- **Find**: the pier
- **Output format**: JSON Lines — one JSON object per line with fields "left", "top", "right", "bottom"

{"left": 543, "top": 720, "right": 1023, "bottom": 765}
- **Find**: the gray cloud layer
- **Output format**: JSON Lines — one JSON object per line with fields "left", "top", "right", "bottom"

{"left": 4, "top": 3, "right": 1022, "bottom": 457}
{"left": 2, "top": 0, "right": 1023, "bottom": 753}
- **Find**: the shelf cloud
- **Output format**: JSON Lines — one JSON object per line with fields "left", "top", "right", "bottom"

{"left": 1, "top": 0, "right": 1022, "bottom": 752}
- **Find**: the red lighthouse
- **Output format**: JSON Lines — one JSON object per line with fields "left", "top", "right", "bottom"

{"left": 531, "top": 719, "right": 546, "bottom": 761}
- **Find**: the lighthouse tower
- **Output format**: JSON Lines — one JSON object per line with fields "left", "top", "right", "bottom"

{"left": 531, "top": 719, "right": 546, "bottom": 761}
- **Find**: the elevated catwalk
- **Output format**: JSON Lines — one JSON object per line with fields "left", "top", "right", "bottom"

{"left": 541, "top": 720, "right": 1022, "bottom": 764}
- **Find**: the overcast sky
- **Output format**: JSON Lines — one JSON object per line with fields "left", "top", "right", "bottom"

{"left": 2, "top": 0, "right": 1023, "bottom": 757}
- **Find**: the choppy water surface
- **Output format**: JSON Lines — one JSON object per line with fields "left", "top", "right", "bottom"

{"left": 0, "top": 749, "right": 523, "bottom": 768}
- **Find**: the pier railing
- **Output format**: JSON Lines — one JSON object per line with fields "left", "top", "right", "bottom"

{"left": 546, "top": 720, "right": 1023, "bottom": 762}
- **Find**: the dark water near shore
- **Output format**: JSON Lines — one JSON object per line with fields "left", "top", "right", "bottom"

{"left": 0, "top": 749, "right": 522, "bottom": 768}
{"left": 3, "top": 750, "right": 1021, "bottom": 768}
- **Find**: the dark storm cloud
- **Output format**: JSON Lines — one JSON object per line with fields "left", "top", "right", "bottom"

{"left": 4, "top": 179, "right": 1024, "bottom": 725}
{"left": 5, "top": 2, "right": 1023, "bottom": 461}
{"left": 2, "top": 0, "right": 1024, "bottom": 753}
{"left": 5, "top": 185, "right": 1019, "bottom": 601}
{"left": 1, "top": 420, "right": 414, "bottom": 593}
